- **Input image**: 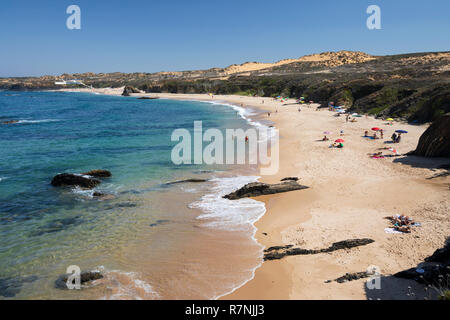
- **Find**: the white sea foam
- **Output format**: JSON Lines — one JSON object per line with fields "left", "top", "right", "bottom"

{"left": 15, "top": 119, "right": 60, "bottom": 124}
{"left": 203, "top": 100, "right": 276, "bottom": 143}
{"left": 190, "top": 176, "right": 266, "bottom": 232}
{"left": 97, "top": 267, "right": 160, "bottom": 300}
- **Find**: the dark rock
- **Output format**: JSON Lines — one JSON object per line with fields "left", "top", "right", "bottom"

{"left": 0, "top": 275, "right": 38, "bottom": 298}
{"left": 81, "top": 169, "right": 112, "bottom": 178}
{"left": 55, "top": 271, "right": 103, "bottom": 289}
{"left": 280, "top": 177, "right": 299, "bottom": 182}
{"left": 264, "top": 238, "right": 374, "bottom": 261}
{"left": 31, "top": 216, "right": 83, "bottom": 236}
{"left": 1, "top": 120, "right": 19, "bottom": 125}
{"left": 425, "top": 241, "right": 450, "bottom": 265}
{"left": 264, "top": 245, "right": 294, "bottom": 252}
{"left": 149, "top": 219, "right": 170, "bottom": 227}
{"left": 92, "top": 192, "right": 115, "bottom": 200}
{"left": 224, "top": 180, "right": 309, "bottom": 200}
{"left": 122, "top": 86, "right": 141, "bottom": 96}
{"left": 394, "top": 265, "right": 449, "bottom": 285}
{"left": 414, "top": 113, "right": 450, "bottom": 157}
{"left": 331, "top": 271, "right": 374, "bottom": 283}
{"left": 165, "top": 178, "right": 208, "bottom": 185}
{"left": 137, "top": 96, "right": 159, "bottom": 100}
{"left": 51, "top": 173, "right": 100, "bottom": 189}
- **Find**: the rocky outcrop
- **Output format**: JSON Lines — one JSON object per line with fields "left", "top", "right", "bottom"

{"left": 122, "top": 85, "right": 141, "bottom": 96}
{"left": 137, "top": 96, "right": 159, "bottom": 100}
{"left": 1, "top": 120, "right": 19, "bottom": 125}
{"left": 414, "top": 113, "right": 450, "bottom": 157}
{"left": 280, "top": 177, "right": 299, "bottom": 182}
{"left": 394, "top": 264, "right": 449, "bottom": 285}
{"left": 81, "top": 169, "right": 112, "bottom": 178}
{"left": 55, "top": 271, "right": 103, "bottom": 289}
{"left": 165, "top": 178, "right": 208, "bottom": 185}
{"left": 326, "top": 271, "right": 375, "bottom": 284}
{"left": 425, "top": 241, "right": 450, "bottom": 265}
{"left": 51, "top": 173, "right": 100, "bottom": 189}
{"left": 223, "top": 179, "right": 308, "bottom": 200}
{"left": 394, "top": 241, "right": 450, "bottom": 288}
{"left": 264, "top": 238, "right": 375, "bottom": 261}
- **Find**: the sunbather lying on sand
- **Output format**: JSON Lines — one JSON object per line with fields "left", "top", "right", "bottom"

{"left": 394, "top": 225, "right": 411, "bottom": 233}
{"left": 388, "top": 215, "right": 414, "bottom": 226}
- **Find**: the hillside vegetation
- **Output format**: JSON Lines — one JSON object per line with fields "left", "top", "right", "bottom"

{"left": 1, "top": 51, "right": 449, "bottom": 123}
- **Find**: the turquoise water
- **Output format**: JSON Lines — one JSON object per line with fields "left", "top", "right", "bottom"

{"left": 0, "top": 91, "right": 262, "bottom": 299}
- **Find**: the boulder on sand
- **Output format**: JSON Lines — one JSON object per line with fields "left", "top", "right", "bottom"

{"left": 223, "top": 179, "right": 308, "bottom": 200}
{"left": 51, "top": 173, "right": 100, "bottom": 189}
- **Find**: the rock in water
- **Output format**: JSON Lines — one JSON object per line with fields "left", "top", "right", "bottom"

{"left": 223, "top": 180, "right": 308, "bottom": 200}
{"left": 51, "top": 173, "right": 100, "bottom": 189}
{"left": 414, "top": 113, "right": 450, "bottom": 157}
{"left": 165, "top": 178, "right": 208, "bottom": 185}
{"left": 122, "top": 85, "right": 141, "bottom": 96}
{"left": 55, "top": 271, "right": 103, "bottom": 289}
{"left": 81, "top": 169, "right": 112, "bottom": 178}
{"left": 1, "top": 120, "right": 19, "bottom": 125}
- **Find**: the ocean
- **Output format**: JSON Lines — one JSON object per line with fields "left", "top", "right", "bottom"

{"left": 0, "top": 91, "right": 269, "bottom": 299}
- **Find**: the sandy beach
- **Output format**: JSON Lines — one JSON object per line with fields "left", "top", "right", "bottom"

{"left": 57, "top": 88, "right": 450, "bottom": 300}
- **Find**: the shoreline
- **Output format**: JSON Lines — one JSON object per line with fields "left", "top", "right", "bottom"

{"left": 55, "top": 87, "right": 450, "bottom": 300}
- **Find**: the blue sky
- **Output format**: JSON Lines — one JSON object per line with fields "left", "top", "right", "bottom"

{"left": 1, "top": 0, "right": 449, "bottom": 77}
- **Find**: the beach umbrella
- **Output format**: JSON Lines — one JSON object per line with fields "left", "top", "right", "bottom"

{"left": 396, "top": 130, "right": 408, "bottom": 134}
{"left": 335, "top": 139, "right": 344, "bottom": 143}
{"left": 372, "top": 127, "right": 381, "bottom": 131}
{"left": 353, "top": 114, "right": 362, "bottom": 117}
{"left": 386, "top": 118, "right": 394, "bottom": 121}
{"left": 323, "top": 131, "right": 332, "bottom": 135}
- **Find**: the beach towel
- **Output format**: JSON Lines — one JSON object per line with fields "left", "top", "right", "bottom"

{"left": 384, "top": 228, "right": 404, "bottom": 234}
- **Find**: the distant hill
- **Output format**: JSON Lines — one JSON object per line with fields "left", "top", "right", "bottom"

{"left": 1, "top": 50, "right": 449, "bottom": 123}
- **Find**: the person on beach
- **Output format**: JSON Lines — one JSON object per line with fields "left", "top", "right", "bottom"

{"left": 331, "top": 142, "right": 343, "bottom": 148}
{"left": 391, "top": 132, "right": 397, "bottom": 143}
{"left": 268, "top": 112, "right": 271, "bottom": 117}
{"left": 346, "top": 114, "right": 349, "bottom": 122}
{"left": 396, "top": 133, "right": 402, "bottom": 143}
{"left": 373, "top": 133, "right": 379, "bottom": 139}
{"left": 245, "top": 136, "right": 249, "bottom": 143}
{"left": 322, "top": 136, "right": 329, "bottom": 141}
{"left": 340, "top": 130, "right": 344, "bottom": 136}
{"left": 380, "top": 129, "right": 384, "bottom": 139}
{"left": 364, "top": 131, "right": 369, "bottom": 137}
